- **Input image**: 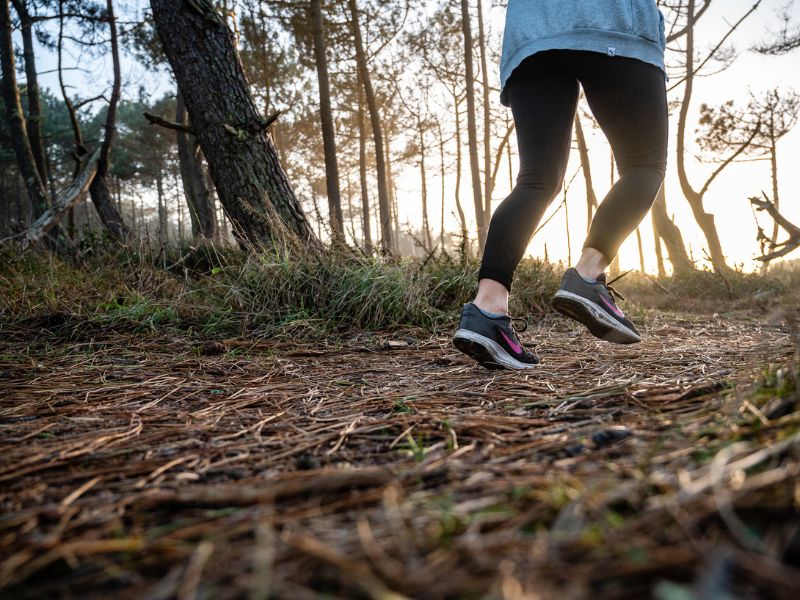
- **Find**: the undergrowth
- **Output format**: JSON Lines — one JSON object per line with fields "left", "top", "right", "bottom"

{"left": 1, "top": 243, "right": 797, "bottom": 338}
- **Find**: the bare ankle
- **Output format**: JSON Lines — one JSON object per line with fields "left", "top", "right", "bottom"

{"left": 575, "top": 248, "right": 609, "bottom": 280}
{"left": 473, "top": 278, "right": 510, "bottom": 316}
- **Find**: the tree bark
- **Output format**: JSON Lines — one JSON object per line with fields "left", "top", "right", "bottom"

{"left": 769, "top": 124, "right": 780, "bottom": 247}
{"left": 460, "top": 0, "right": 486, "bottom": 250}
{"left": 21, "top": 149, "right": 100, "bottom": 249}
{"left": 675, "top": 0, "right": 760, "bottom": 273}
{"left": 150, "top": 0, "right": 318, "bottom": 249}
{"left": 156, "top": 169, "right": 167, "bottom": 244}
{"left": 175, "top": 92, "right": 216, "bottom": 240}
{"left": 357, "top": 78, "right": 372, "bottom": 254}
{"left": 652, "top": 216, "right": 666, "bottom": 277}
{"left": 349, "top": 0, "right": 392, "bottom": 253}
{"left": 452, "top": 87, "right": 468, "bottom": 247}
{"left": 417, "top": 114, "right": 432, "bottom": 251}
{"left": 651, "top": 184, "right": 693, "bottom": 275}
{"left": 437, "top": 117, "right": 446, "bottom": 250}
{"left": 310, "top": 0, "right": 343, "bottom": 239}
{"left": 1, "top": 0, "right": 48, "bottom": 219}
{"left": 88, "top": 0, "right": 128, "bottom": 242}
{"left": 477, "top": 0, "right": 492, "bottom": 224}
{"left": 11, "top": 0, "right": 47, "bottom": 190}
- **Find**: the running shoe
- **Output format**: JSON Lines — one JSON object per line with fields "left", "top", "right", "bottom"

{"left": 452, "top": 303, "right": 540, "bottom": 370}
{"left": 551, "top": 269, "right": 641, "bottom": 344}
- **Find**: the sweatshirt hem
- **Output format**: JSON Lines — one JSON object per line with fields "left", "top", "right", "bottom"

{"left": 499, "top": 30, "right": 666, "bottom": 106}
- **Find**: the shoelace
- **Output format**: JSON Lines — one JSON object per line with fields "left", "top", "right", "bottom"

{"left": 604, "top": 270, "right": 632, "bottom": 303}
{"left": 508, "top": 317, "right": 529, "bottom": 346}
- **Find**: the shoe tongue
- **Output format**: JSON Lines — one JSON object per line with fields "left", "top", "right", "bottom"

{"left": 596, "top": 273, "right": 607, "bottom": 284}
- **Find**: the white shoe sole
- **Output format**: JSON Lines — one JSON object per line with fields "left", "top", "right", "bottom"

{"left": 452, "top": 329, "right": 539, "bottom": 370}
{"left": 551, "top": 290, "right": 641, "bottom": 344}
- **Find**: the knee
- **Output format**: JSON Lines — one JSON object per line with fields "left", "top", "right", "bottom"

{"left": 620, "top": 160, "right": 666, "bottom": 188}
{"left": 514, "top": 169, "right": 563, "bottom": 199}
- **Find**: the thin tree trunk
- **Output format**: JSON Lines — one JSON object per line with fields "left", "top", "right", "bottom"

{"left": 574, "top": 113, "right": 598, "bottom": 230}
{"left": 609, "top": 151, "right": 620, "bottom": 276}
{"left": 386, "top": 139, "right": 400, "bottom": 252}
{"left": 357, "top": 79, "right": 372, "bottom": 254}
{"left": 418, "top": 115, "right": 432, "bottom": 251}
{"left": 506, "top": 111, "right": 514, "bottom": 191}
{"left": 310, "top": 0, "right": 343, "bottom": 239}
{"left": 564, "top": 183, "right": 571, "bottom": 265}
{"left": 769, "top": 128, "right": 780, "bottom": 246}
{"left": 477, "top": 0, "right": 492, "bottom": 223}
{"left": 651, "top": 184, "right": 693, "bottom": 275}
{"left": 675, "top": 0, "right": 741, "bottom": 273}
{"left": 150, "top": 0, "right": 318, "bottom": 248}
{"left": 652, "top": 217, "right": 666, "bottom": 277}
{"left": 636, "top": 227, "right": 645, "bottom": 271}
{"left": 460, "top": 0, "right": 486, "bottom": 249}
{"left": 88, "top": 0, "right": 127, "bottom": 242}
{"left": 349, "top": 0, "right": 392, "bottom": 253}
{"left": 437, "top": 118, "right": 446, "bottom": 250}
{"left": 175, "top": 92, "right": 216, "bottom": 239}
{"left": 452, "top": 89, "right": 468, "bottom": 246}
{"left": 156, "top": 170, "right": 167, "bottom": 245}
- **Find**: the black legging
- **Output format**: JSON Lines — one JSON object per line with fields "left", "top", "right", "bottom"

{"left": 479, "top": 50, "right": 668, "bottom": 291}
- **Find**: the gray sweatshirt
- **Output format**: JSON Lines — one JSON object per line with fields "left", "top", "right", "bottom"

{"left": 499, "top": 0, "right": 667, "bottom": 105}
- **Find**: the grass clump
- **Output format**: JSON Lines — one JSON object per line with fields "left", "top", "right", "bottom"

{"left": 0, "top": 245, "right": 560, "bottom": 337}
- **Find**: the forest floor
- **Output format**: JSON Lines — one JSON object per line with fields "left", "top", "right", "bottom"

{"left": 1, "top": 306, "right": 800, "bottom": 599}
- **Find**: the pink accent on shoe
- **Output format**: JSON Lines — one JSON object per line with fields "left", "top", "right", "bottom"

{"left": 599, "top": 296, "right": 625, "bottom": 318}
{"left": 499, "top": 330, "right": 523, "bottom": 355}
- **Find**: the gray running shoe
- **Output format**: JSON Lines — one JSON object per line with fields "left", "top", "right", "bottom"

{"left": 551, "top": 269, "right": 641, "bottom": 344}
{"left": 452, "top": 303, "right": 540, "bottom": 370}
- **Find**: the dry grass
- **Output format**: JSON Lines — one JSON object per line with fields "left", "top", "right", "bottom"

{"left": 2, "top": 303, "right": 799, "bottom": 599}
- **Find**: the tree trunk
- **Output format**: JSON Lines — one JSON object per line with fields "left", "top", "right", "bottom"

{"left": 357, "top": 79, "right": 372, "bottom": 254}
{"left": 574, "top": 114, "right": 598, "bottom": 230}
{"left": 477, "top": 0, "right": 492, "bottom": 223}
{"left": 88, "top": 0, "right": 128, "bottom": 242}
{"left": 310, "top": 0, "right": 343, "bottom": 239}
{"left": 652, "top": 217, "right": 666, "bottom": 277}
{"left": 769, "top": 128, "right": 779, "bottom": 247}
{"left": 675, "top": 0, "right": 730, "bottom": 273}
{"left": 636, "top": 228, "right": 645, "bottom": 272}
{"left": 437, "top": 118, "right": 446, "bottom": 250}
{"left": 1, "top": 0, "right": 48, "bottom": 220}
{"left": 156, "top": 169, "right": 167, "bottom": 245}
{"left": 11, "top": 0, "right": 48, "bottom": 190}
{"left": 418, "top": 115, "right": 432, "bottom": 251}
{"left": 651, "top": 184, "right": 693, "bottom": 275}
{"left": 150, "top": 0, "right": 318, "bottom": 249}
{"left": 175, "top": 92, "right": 216, "bottom": 240}
{"left": 460, "top": 0, "right": 486, "bottom": 250}
{"left": 452, "top": 88, "right": 468, "bottom": 246}
{"left": 348, "top": 0, "right": 392, "bottom": 253}
{"left": 608, "top": 151, "right": 620, "bottom": 277}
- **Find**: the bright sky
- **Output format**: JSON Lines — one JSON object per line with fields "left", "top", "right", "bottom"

{"left": 392, "top": 0, "right": 800, "bottom": 272}
{"left": 20, "top": 0, "right": 800, "bottom": 271}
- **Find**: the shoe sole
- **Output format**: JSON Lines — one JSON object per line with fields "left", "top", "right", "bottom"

{"left": 452, "top": 329, "right": 539, "bottom": 370}
{"left": 551, "top": 291, "right": 641, "bottom": 344}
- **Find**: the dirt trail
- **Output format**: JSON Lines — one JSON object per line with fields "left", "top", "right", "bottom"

{"left": 1, "top": 311, "right": 797, "bottom": 599}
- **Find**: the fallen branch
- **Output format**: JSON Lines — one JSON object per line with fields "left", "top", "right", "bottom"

{"left": 20, "top": 148, "right": 101, "bottom": 249}
{"left": 141, "top": 466, "right": 394, "bottom": 507}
